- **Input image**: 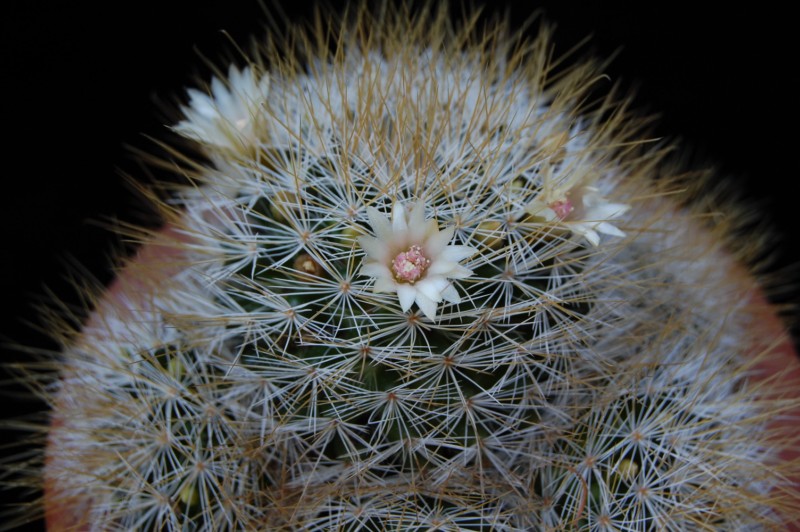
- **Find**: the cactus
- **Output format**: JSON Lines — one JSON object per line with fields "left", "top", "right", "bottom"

{"left": 9, "top": 3, "right": 799, "bottom": 530}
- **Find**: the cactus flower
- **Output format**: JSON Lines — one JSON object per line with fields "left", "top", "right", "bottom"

{"left": 358, "top": 201, "right": 477, "bottom": 320}
{"left": 173, "top": 65, "right": 270, "bottom": 150}
{"left": 524, "top": 167, "right": 630, "bottom": 246}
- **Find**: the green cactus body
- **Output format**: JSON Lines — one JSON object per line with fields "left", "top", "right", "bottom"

{"left": 34, "top": 4, "right": 799, "bottom": 530}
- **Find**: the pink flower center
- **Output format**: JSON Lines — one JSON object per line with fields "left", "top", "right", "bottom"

{"left": 549, "top": 198, "right": 574, "bottom": 220}
{"left": 392, "top": 245, "right": 430, "bottom": 283}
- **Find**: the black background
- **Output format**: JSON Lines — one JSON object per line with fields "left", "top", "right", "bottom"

{"left": 2, "top": 1, "right": 798, "bottom": 529}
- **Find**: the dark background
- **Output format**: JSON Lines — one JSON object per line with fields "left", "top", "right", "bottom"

{"left": 2, "top": 1, "right": 798, "bottom": 529}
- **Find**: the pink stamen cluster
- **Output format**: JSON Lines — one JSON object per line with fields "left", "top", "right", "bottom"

{"left": 392, "top": 245, "right": 430, "bottom": 283}
{"left": 549, "top": 198, "right": 574, "bottom": 220}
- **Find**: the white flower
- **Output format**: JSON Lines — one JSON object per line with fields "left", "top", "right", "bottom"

{"left": 525, "top": 167, "right": 630, "bottom": 246}
{"left": 174, "top": 65, "right": 270, "bottom": 150}
{"left": 358, "top": 201, "right": 477, "bottom": 320}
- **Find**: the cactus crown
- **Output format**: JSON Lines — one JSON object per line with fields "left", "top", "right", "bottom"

{"left": 25, "top": 3, "right": 799, "bottom": 531}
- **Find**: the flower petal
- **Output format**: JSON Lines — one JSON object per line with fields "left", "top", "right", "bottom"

{"left": 427, "top": 260, "right": 457, "bottom": 276}
{"left": 440, "top": 245, "right": 476, "bottom": 262}
{"left": 440, "top": 283, "right": 461, "bottom": 304}
{"left": 596, "top": 221, "right": 626, "bottom": 238}
{"left": 373, "top": 275, "right": 397, "bottom": 293}
{"left": 396, "top": 284, "right": 417, "bottom": 312}
{"left": 447, "top": 264, "right": 475, "bottom": 279}
{"left": 415, "top": 292, "right": 438, "bottom": 321}
{"left": 361, "top": 262, "right": 393, "bottom": 280}
{"left": 405, "top": 200, "right": 424, "bottom": 230}
{"left": 392, "top": 202, "right": 409, "bottom": 233}
{"left": 425, "top": 225, "right": 455, "bottom": 255}
{"left": 186, "top": 89, "right": 215, "bottom": 117}
{"left": 427, "top": 260, "right": 472, "bottom": 279}
{"left": 415, "top": 277, "right": 448, "bottom": 302}
{"left": 574, "top": 225, "right": 600, "bottom": 246}
{"left": 358, "top": 235, "right": 389, "bottom": 263}
{"left": 367, "top": 207, "right": 393, "bottom": 241}
{"left": 585, "top": 202, "right": 630, "bottom": 221}
{"left": 525, "top": 200, "right": 558, "bottom": 222}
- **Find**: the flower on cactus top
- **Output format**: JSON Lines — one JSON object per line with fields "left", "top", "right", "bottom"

{"left": 525, "top": 167, "right": 630, "bottom": 246}
{"left": 358, "top": 201, "right": 477, "bottom": 321}
{"left": 174, "top": 65, "right": 270, "bottom": 150}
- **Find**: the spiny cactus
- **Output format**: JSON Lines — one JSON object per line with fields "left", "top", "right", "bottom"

{"left": 10, "top": 3, "right": 799, "bottom": 530}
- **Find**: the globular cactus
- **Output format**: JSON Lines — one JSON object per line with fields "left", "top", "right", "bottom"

{"left": 11, "top": 3, "right": 800, "bottom": 530}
